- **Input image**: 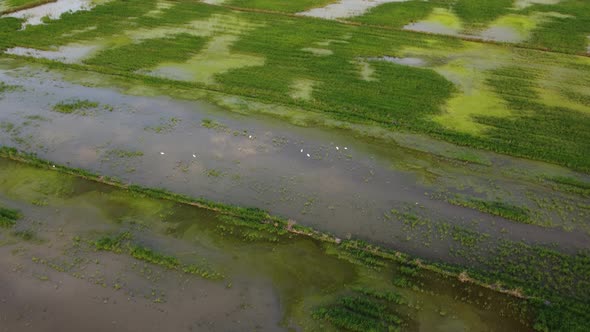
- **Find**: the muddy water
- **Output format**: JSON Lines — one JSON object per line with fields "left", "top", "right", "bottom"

{"left": 0, "top": 65, "right": 588, "bottom": 264}
{"left": 0, "top": 158, "right": 534, "bottom": 331}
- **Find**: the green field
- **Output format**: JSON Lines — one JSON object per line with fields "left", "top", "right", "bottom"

{"left": 0, "top": 0, "right": 588, "bottom": 172}
{"left": 1, "top": 1, "right": 589, "bottom": 331}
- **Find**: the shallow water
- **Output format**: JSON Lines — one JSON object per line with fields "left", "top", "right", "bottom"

{"left": 479, "top": 26, "right": 522, "bottom": 43}
{"left": 403, "top": 8, "right": 462, "bottom": 36}
{"left": 403, "top": 8, "right": 549, "bottom": 44}
{"left": 368, "top": 56, "right": 426, "bottom": 67}
{"left": 298, "top": 0, "right": 410, "bottom": 20}
{"left": 513, "top": 0, "right": 562, "bottom": 10}
{"left": 0, "top": 65, "right": 588, "bottom": 267}
{"left": 404, "top": 21, "right": 461, "bottom": 36}
{"left": 3, "top": 0, "right": 104, "bottom": 28}
{"left": 4, "top": 44, "right": 100, "bottom": 64}
{"left": 0, "top": 159, "right": 535, "bottom": 331}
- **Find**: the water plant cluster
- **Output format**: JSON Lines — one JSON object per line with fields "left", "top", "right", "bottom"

{"left": 0, "top": 205, "right": 20, "bottom": 228}
{"left": 52, "top": 98, "right": 99, "bottom": 114}
{"left": 94, "top": 231, "right": 224, "bottom": 280}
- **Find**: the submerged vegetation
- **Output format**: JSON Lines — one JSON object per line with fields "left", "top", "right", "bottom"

{"left": 52, "top": 98, "right": 99, "bottom": 114}
{"left": 1, "top": 148, "right": 590, "bottom": 330}
{"left": 94, "top": 231, "right": 223, "bottom": 280}
{"left": 447, "top": 196, "right": 531, "bottom": 224}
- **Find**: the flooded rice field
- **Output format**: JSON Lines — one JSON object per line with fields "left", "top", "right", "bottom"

{"left": 1, "top": 0, "right": 590, "bottom": 329}
{"left": 0, "top": 63, "right": 588, "bottom": 267}
{"left": 0, "top": 158, "right": 534, "bottom": 331}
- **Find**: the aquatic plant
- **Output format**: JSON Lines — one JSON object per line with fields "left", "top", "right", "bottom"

{"left": 94, "top": 232, "right": 224, "bottom": 280}
{"left": 313, "top": 290, "right": 404, "bottom": 332}
{"left": 52, "top": 99, "right": 99, "bottom": 114}
{"left": 447, "top": 196, "right": 531, "bottom": 224}
{"left": 0, "top": 205, "right": 21, "bottom": 228}
{"left": 103, "top": 149, "right": 144, "bottom": 159}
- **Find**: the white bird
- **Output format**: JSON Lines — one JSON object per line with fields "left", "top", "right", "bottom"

{"left": 344, "top": 147, "right": 348, "bottom": 150}
{"left": 248, "top": 135, "right": 252, "bottom": 139}
{"left": 306, "top": 153, "right": 310, "bottom": 158}
{"left": 300, "top": 149, "right": 303, "bottom": 153}
{"left": 336, "top": 146, "right": 339, "bottom": 150}
{"left": 192, "top": 154, "right": 196, "bottom": 158}
{"left": 160, "top": 152, "right": 165, "bottom": 155}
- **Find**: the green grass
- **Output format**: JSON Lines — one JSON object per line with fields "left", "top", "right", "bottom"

{"left": 313, "top": 290, "right": 404, "bottom": 332}
{"left": 1, "top": 0, "right": 54, "bottom": 14}
{"left": 448, "top": 196, "right": 531, "bottom": 224}
{"left": 0, "top": 205, "right": 21, "bottom": 228}
{"left": 94, "top": 232, "right": 224, "bottom": 280}
{"left": 351, "top": 0, "right": 449, "bottom": 28}
{"left": 0, "top": 82, "right": 19, "bottom": 94}
{"left": 84, "top": 33, "right": 207, "bottom": 72}
{"left": 103, "top": 149, "right": 144, "bottom": 159}
{"left": 544, "top": 176, "right": 590, "bottom": 197}
{"left": 521, "top": 0, "right": 590, "bottom": 54}
{"left": 227, "top": 0, "right": 336, "bottom": 13}
{"left": 0, "top": 0, "right": 588, "bottom": 172}
{"left": 453, "top": 0, "right": 513, "bottom": 26}
{"left": 7, "top": 0, "right": 43, "bottom": 7}
{"left": 52, "top": 99, "right": 99, "bottom": 114}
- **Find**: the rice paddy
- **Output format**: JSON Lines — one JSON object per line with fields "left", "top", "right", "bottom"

{"left": 0, "top": 0, "right": 589, "bottom": 330}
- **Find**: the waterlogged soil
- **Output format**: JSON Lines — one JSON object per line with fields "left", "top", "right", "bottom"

{"left": 0, "top": 65, "right": 589, "bottom": 265}
{"left": 0, "top": 158, "right": 534, "bottom": 331}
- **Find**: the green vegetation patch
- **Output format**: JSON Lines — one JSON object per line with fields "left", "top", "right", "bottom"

{"left": 0, "top": 0, "right": 54, "bottom": 14}
{"left": 0, "top": 205, "right": 21, "bottom": 228}
{"left": 544, "top": 175, "right": 590, "bottom": 197}
{"left": 448, "top": 196, "right": 531, "bottom": 223}
{"left": 94, "top": 232, "right": 224, "bottom": 280}
{"left": 0, "top": 81, "right": 20, "bottom": 94}
{"left": 103, "top": 149, "right": 144, "bottom": 159}
{"left": 0, "top": 0, "right": 589, "bottom": 172}
{"left": 216, "top": 214, "right": 289, "bottom": 243}
{"left": 52, "top": 99, "right": 99, "bottom": 114}
{"left": 454, "top": 0, "right": 514, "bottom": 26}
{"left": 352, "top": 0, "right": 447, "bottom": 28}
{"left": 521, "top": 0, "right": 590, "bottom": 54}
{"left": 313, "top": 289, "right": 405, "bottom": 332}
{"left": 84, "top": 34, "right": 207, "bottom": 72}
